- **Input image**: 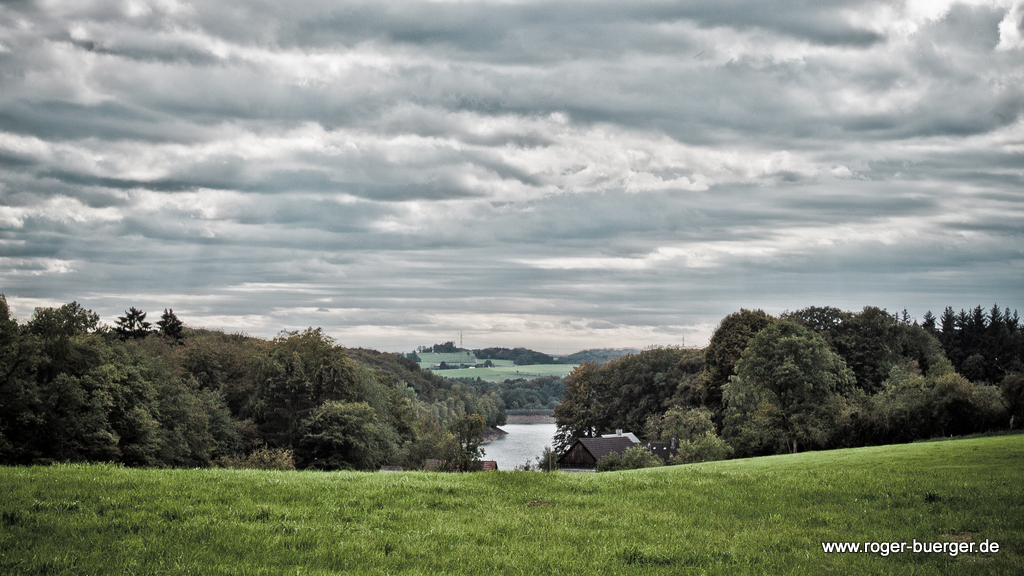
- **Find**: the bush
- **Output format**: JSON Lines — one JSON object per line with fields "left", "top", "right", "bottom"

{"left": 298, "top": 401, "right": 399, "bottom": 470}
{"left": 846, "top": 361, "right": 1008, "bottom": 444}
{"left": 595, "top": 451, "right": 623, "bottom": 472}
{"left": 596, "top": 445, "right": 663, "bottom": 472}
{"left": 670, "top": 431, "right": 734, "bottom": 464}
{"left": 926, "top": 371, "right": 1006, "bottom": 437}
{"left": 1002, "top": 373, "right": 1024, "bottom": 429}
{"left": 535, "top": 446, "right": 559, "bottom": 472}
{"left": 219, "top": 447, "right": 295, "bottom": 470}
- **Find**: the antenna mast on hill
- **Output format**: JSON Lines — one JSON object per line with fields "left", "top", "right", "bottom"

{"left": 460, "top": 331, "right": 463, "bottom": 349}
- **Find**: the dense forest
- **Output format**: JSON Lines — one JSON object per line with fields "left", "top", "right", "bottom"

{"left": 0, "top": 297, "right": 504, "bottom": 471}
{"left": 456, "top": 375, "right": 567, "bottom": 411}
{"left": 4, "top": 296, "right": 1021, "bottom": 472}
{"left": 555, "top": 305, "right": 1024, "bottom": 463}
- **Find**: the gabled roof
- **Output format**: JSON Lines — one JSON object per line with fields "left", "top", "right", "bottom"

{"left": 576, "top": 436, "right": 638, "bottom": 460}
{"left": 601, "top": 431, "right": 641, "bottom": 443}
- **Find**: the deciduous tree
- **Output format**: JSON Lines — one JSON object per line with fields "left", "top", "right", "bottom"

{"left": 298, "top": 401, "right": 398, "bottom": 470}
{"left": 26, "top": 301, "right": 99, "bottom": 338}
{"left": 1001, "top": 372, "right": 1024, "bottom": 429}
{"left": 646, "top": 406, "right": 733, "bottom": 464}
{"left": 723, "top": 321, "right": 854, "bottom": 454}
{"left": 554, "top": 362, "right": 602, "bottom": 452}
{"left": 601, "top": 347, "right": 704, "bottom": 435}
{"left": 445, "top": 413, "right": 486, "bottom": 471}
{"left": 699, "top": 309, "right": 774, "bottom": 416}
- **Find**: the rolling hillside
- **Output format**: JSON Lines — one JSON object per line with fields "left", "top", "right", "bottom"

{"left": 1, "top": 434, "right": 1021, "bottom": 574}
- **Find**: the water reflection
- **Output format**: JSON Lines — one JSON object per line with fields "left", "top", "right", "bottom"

{"left": 483, "top": 423, "right": 558, "bottom": 471}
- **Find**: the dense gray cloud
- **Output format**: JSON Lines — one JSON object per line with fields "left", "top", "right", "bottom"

{"left": 0, "top": 0, "right": 1021, "bottom": 352}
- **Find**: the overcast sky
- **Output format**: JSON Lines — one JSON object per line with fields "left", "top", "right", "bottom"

{"left": 1, "top": 0, "right": 1022, "bottom": 353}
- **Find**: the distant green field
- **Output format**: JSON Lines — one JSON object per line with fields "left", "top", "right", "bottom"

{"left": 432, "top": 363, "right": 576, "bottom": 381}
{"left": 415, "top": 352, "right": 479, "bottom": 367}
{"left": 2, "top": 435, "right": 1021, "bottom": 574}
{"left": 479, "top": 359, "right": 516, "bottom": 367}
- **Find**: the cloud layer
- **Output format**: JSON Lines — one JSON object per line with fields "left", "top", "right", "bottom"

{"left": 1, "top": 0, "right": 1022, "bottom": 351}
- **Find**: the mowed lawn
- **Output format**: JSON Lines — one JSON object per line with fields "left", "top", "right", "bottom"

{"left": 1, "top": 435, "right": 1022, "bottom": 575}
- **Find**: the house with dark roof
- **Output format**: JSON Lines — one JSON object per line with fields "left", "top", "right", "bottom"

{"left": 557, "top": 436, "right": 638, "bottom": 470}
{"left": 557, "top": 432, "right": 683, "bottom": 469}
{"left": 601, "top": 430, "right": 640, "bottom": 443}
{"left": 642, "top": 441, "right": 679, "bottom": 465}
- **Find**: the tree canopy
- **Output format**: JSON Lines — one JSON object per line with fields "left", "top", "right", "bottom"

{"left": 553, "top": 347, "right": 704, "bottom": 452}
{"left": 699, "top": 309, "right": 773, "bottom": 414}
{"left": 0, "top": 299, "right": 507, "bottom": 471}
{"left": 723, "top": 321, "right": 855, "bottom": 454}
{"left": 2, "top": 297, "right": 1018, "bottom": 469}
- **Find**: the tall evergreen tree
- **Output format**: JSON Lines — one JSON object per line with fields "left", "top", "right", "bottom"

{"left": 114, "top": 307, "right": 152, "bottom": 340}
{"left": 921, "top": 311, "right": 938, "bottom": 336}
{"left": 939, "top": 307, "right": 959, "bottom": 365}
{"left": 157, "top": 308, "right": 184, "bottom": 343}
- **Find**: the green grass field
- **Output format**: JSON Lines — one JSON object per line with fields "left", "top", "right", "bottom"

{"left": 432, "top": 363, "right": 576, "bottom": 381}
{"left": 2, "top": 435, "right": 1022, "bottom": 575}
{"left": 477, "top": 359, "right": 516, "bottom": 367}
{"left": 415, "top": 352, "right": 479, "bottom": 368}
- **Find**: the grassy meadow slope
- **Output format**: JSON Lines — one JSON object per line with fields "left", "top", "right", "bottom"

{"left": 431, "top": 364, "right": 576, "bottom": 382}
{"left": 1, "top": 435, "right": 1021, "bottom": 575}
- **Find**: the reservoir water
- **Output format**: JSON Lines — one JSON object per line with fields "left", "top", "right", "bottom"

{"left": 483, "top": 423, "right": 558, "bottom": 471}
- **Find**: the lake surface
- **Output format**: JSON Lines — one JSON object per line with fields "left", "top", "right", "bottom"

{"left": 483, "top": 423, "right": 558, "bottom": 471}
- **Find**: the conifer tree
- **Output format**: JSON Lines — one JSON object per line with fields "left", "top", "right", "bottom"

{"left": 157, "top": 308, "right": 184, "bottom": 342}
{"left": 114, "top": 307, "right": 151, "bottom": 340}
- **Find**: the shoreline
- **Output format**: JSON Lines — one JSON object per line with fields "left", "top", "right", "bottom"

{"left": 481, "top": 417, "right": 557, "bottom": 445}
{"left": 505, "top": 414, "right": 556, "bottom": 424}
{"left": 482, "top": 426, "right": 509, "bottom": 444}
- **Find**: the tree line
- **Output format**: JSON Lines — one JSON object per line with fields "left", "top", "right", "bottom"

{"left": 474, "top": 346, "right": 639, "bottom": 366}
{"left": 456, "top": 375, "right": 567, "bottom": 410}
{"left": 412, "top": 342, "right": 639, "bottom": 366}
{"left": 0, "top": 298, "right": 504, "bottom": 471}
{"left": 555, "top": 304, "right": 1024, "bottom": 464}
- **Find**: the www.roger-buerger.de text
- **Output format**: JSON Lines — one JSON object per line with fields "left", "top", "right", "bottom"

{"left": 822, "top": 539, "right": 1000, "bottom": 557}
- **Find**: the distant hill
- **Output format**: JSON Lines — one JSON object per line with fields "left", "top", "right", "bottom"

{"left": 560, "top": 348, "right": 640, "bottom": 364}
{"left": 463, "top": 346, "right": 641, "bottom": 365}
{"left": 473, "top": 347, "right": 556, "bottom": 365}
{"left": 412, "top": 344, "right": 641, "bottom": 367}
